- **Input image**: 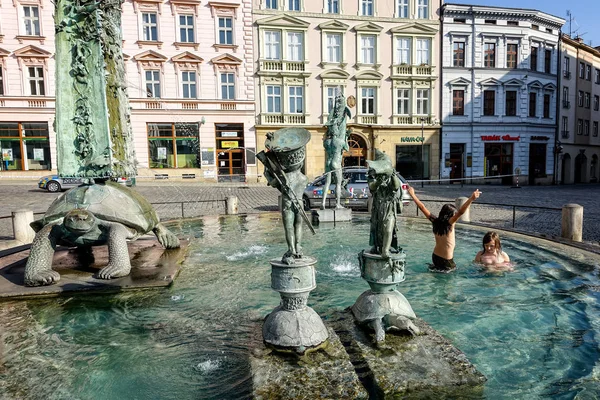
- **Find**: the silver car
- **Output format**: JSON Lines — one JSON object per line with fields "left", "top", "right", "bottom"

{"left": 303, "top": 167, "right": 411, "bottom": 210}
{"left": 38, "top": 175, "right": 131, "bottom": 192}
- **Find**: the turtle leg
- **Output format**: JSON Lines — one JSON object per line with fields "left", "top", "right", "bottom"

{"left": 385, "top": 314, "right": 421, "bottom": 336}
{"left": 369, "top": 319, "right": 386, "bottom": 343}
{"left": 153, "top": 223, "right": 180, "bottom": 249}
{"left": 97, "top": 224, "right": 132, "bottom": 279}
{"left": 24, "top": 224, "right": 61, "bottom": 287}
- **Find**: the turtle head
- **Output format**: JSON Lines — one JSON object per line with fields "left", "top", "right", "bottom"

{"left": 64, "top": 209, "right": 96, "bottom": 234}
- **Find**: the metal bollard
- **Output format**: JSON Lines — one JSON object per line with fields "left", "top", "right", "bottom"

{"left": 226, "top": 196, "right": 239, "bottom": 215}
{"left": 561, "top": 204, "right": 583, "bottom": 242}
{"left": 455, "top": 197, "right": 471, "bottom": 223}
{"left": 12, "top": 210, "right": 35, "bottom": 243}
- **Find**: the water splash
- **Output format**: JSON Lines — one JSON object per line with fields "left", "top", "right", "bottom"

{"left": 225, "top": 245, "right": 268, "bottom": 261}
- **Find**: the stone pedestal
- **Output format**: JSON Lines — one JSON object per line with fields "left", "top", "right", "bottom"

{"left": 561, "top": 203, "right": 583, "bottom": 242}
{"left": 312, "top": 208, "right": 352, "bottom": 224}
{"left": 263, "top": 256, "right": 328, "bottom": 352}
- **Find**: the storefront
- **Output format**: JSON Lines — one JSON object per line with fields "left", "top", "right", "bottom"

{"left": 0, "top": 122, "right": 51, "bottom": 172}
{"left": 395, "top": 136, "right": 430, "bottom": 181}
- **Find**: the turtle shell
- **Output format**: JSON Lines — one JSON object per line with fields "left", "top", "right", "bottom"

{"left": 31, "top": 181, "right": 159, "bottom": 234}
{"left": 351, "top": 290, "right": 416, "bottom": 323}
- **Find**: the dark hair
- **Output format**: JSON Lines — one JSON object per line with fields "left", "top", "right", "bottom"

{"left": 482, "top": 231, "right": 502, "bottom": 252}
{"left": 429, "top": 204, "right": 457, "bottom": 236}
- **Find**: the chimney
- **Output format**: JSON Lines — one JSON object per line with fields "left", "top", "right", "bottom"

{"left": 575, "top": 36, "right": 584, "bottom": 44}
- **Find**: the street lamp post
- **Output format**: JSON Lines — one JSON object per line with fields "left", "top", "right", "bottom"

{"left": 421, "top": 117, "right": 425, "bottom": 188}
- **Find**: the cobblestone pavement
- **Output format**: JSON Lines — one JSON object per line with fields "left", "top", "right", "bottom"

{"left": 1, "top": 180, "right": 599, "bottom": 244}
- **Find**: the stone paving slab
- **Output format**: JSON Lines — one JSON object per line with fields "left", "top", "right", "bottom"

{"left": 0, "top": 237, "right": 188, "bottom": 299}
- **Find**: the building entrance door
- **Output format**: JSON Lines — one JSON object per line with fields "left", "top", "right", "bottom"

{"left": 528, "top": 143, "right": 547, "bottom": 185}
{"left": 216, "top": 123, "right": 245, "bottom": 182}
{"left": 343, "top": 134, "right": 367, "bottom": 167}
{"left": 449, "top": 143, "right": 465, "bottom": 183}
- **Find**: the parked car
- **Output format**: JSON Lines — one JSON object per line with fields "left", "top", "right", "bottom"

{"left": 303, "top": 167, "right": 411, "bottom": 210}
{"left": 38, "top": 175, "right": 132, "bottom": 192}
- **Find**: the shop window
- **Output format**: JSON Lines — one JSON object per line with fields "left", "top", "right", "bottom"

{"left": 147, "top": 123, "right": 200, "bottom": 169}
{"left": 484, "top": 143, "right": 513, "bottom": 177}
{"left": 396, "top": 144, "right": 429, "bottom": 180}
{"left": 0, "top": 122, "right": 51, "bottom": 171}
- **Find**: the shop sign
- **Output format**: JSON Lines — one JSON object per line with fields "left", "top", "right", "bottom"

{"left": 531, "top": 136, "right": 550, "bottom": 141}
{"left": 221, "top": 131, "right": 239, "bottom": 138}
{"left": 33, "top": 148, "right": 45, "bottom": 161}
{"left": 221, "top": 141, "right": 239, "bottom": 148}
{"left": 157, "top": 147, "right": 167, "bottom": 160}
{"left": 480, "top": 135, "right": 520, "bottom": 141}
{"left": 400, "top": 137, "right": 424, "bottom": 143}
{"left": 201, "top": 148, "right": 215, "bottom": 165}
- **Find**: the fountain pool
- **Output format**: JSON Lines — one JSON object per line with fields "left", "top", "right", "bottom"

{"left": 1, "top": 214, "right": 599, "bottom": 399}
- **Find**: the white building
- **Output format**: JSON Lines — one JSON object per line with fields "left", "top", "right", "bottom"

{"left": 440, "top": 4, "right": 564, "bottom": 185}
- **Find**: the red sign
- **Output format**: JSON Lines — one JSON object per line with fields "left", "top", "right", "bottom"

{"left": 480, "top": 135, "right": 520, "bottom": 141}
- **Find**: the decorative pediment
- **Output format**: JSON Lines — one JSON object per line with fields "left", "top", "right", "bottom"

{"left": 543, "top": 83, "right": 557, "bottom": 91}
{"left": 132, "top": 0, "right": 163, "bottom": 14}
{"left": 170, "top": 0, "right": 201, "bottom": 16}
{"left": 527, "top": 80, "right": 543, "bottom": 89}
{"left": 319, "top": 20, "right": 350, "bottom": 31}
{"left": 354, "top": 22, "right": 384, "bottom": 33}
{"left": 390, "top": 22, "right": 438, "bottom": 36}
{"left": 123, "top": 53, "right": 131, "bottom": 62}
{"left": 355, "top": 70, "right": 383, "bottom": 80}
{"left": 479, "top": 77, "right": 502, "bottom": 86}
{"left": 12, "top": 0, "right": 43, "bottom": 7}
{"left": 0, "top": 47, "right": 10, "bottom": 57}
{"left": 12, "top": 45, "right": 51, "bottom": 58}
{"left": 448, "top": 77, "right": 471, "bottom": 86}
{"left": 256, "top": 14, "right": 310, "bottom": 29}
{"left": 171, "top": 51, "right": 204, "bottom": 64}
{"left": 503, "top": 78, "right": 524, "bottom": 86}
{"left": 320, "top": 69, "right": 350, "bottom": 80}
{"left": 211, "top": 53, "right": 242, "bottom": 65}
{"left": 134, "top": 50, "right": 168, "bottom": 63}
{"left": 208, "top": 1, "right": 239, "bottom": 18}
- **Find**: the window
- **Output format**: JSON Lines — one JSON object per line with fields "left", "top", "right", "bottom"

{"left": 266, "top": 0, "right": 278, "bottom": 9}
{"left": 505, "top": 90, "right": 517, "bottom": 116}
{"left": 453, "top": 42, "right": 465, "bottom": 67}
{"left": 288, "top": 0, "right": 300, "bottom": 11}
{"left": 287, "top": 32, "right": 303, "bottom": 61}
{"left": 594, "top": 121, "right": 599, "bottom": 137}
{"left": 266, "top": 85, "right": 281, "bottom": 113}
{"left": 544, "top": 49, "right": 552, "bottom": 73}
{"left": 562, "top": 86, "right": 569, "bottom": 107}
{"left": 179, "top": 15, "right": 195, "bottom": 43}
{"left": 483, "top": 90, "right": 495, "bottom": 116}
{"left": 584, "top": 120, "right": 590, "bottom": 136}
{"left": 531, "top": 24, "right": 539, "bottom": 30}
{"left": 417, "top": 0, "right": 429, "bottom": 19}
{"left": 326, "top": 33, "right": 341, "bottom": 63}
{"left": 147, "top": 123, "right": 200, "bottom": 169}
{"left": 396, "top": 37, "right": 411, "bottom": 64}
{"left": 543, "top": 94, "right": 550, "bottom": 118}
{"left": 529, "top": 92, "right": 537, "bottom": 117}
{"left": 181, "top": 71, "right": 197, "bottom": 99}
{"left": 145, "top": 70, "right": 161, "bottom": 98}
{"left": 220, "top": 73, "right": 235, "bottom": 100}
{"left": 361, "top": 87, "right": 376, "bottom": 114}
{"left": 361, "top": 35, "right": 375, "bottom": 64}
{"left": 0, "top": 122, "right": 51, "bottom": 171}
{"left": 586, "top": 65, "right": 592, "bottom": 80}
{"left": 416, "top": 89, "right": 429, "bottom": 114}
{"left": 416, "top": 38, "right": 430, "bottom": 65}
{"left": 484, "top": 43, "right": 495, "bottom": 68}
{"left": 577, "top": 119, "right": 583, "bottom": 135}
{"left": 264, "top": 31, "right": 281, "bottom": 60}
{"left": 453, "top": 90, "right": 465, "bottom": 115}
{"left": 23, "top": 6, "right": 40, "bottom": 36}
{"left": 484, "top": 143, "right": 513, "bottom": 177}
{"left": 454, "top": 18, "right": 466, "bottom": 23}
{"left": 562, "top": 116, "right": 569, "bottom": 137}
{"left": 28, "top": 67, "right": 45, "bottom": 96}
{"left": 361, "top": 0, "right": 374, "bottom": 16}
{"left": 579, "top": 62, "right": 585, "bottom": 79}
{"left": 326, "top": 86, "right": 341, "bottom": 112}
{"left": 142, "top": 13, "right": 158, "bottom": 41}
{"left": 594, "top": 95, "right": 599, "bottom": 111}
{"left": 218, "top": 17, "right": 233, "bottom": 45}
{"left": 327, "top": 0, "right": 340, "bottom": 13}
{"left": 596, "top": 69, "right": 600, "bottom": 84}
{"left": 506, "top": 44, "right": 517, "bottom": 68}
{"left": 397, "top": 0, "right": 408, "bottom": 18}
{"left": 578, "top": 90, "right": 583, "bottom": 107}
{"left": 507, "top": 21, "right": 519, "bottom": 26}
{"left": 530, "top": 46, "right": 538, "bottom": 71}
{"left": 288, "top": 86, "right": 304, "bottom": 113}
{"left": 397, "top": 89, "right": 409, "bottom": 115}
{"left": 563, "top": 56, "right": 570, "bottom": 77}
{"left": 0, "top": 69, "right": 4, "bottom": 96}
{"left": 585, "top": 92, "right": 590, "bottom": 108}
{"left": 484, "top": 20, "right": 496, "bottom": 24}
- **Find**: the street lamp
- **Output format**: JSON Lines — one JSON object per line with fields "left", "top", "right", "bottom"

{"left": 420, "top": 117, "right": 425, "bottom": 188}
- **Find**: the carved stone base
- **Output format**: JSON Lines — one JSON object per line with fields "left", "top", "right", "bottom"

{"left": 312, "top": 208, "right": 352, "bottom": 224}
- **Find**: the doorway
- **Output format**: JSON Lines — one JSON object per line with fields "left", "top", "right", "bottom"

{"left": 343, "top": 134, "right": 367, "bottom": 167}
{"left": 574, "top": 152, "right": 587, "bottom": 183}
{"left": 528, "top": 143, "right": 547, "bottom": 185}
{"left": 561, "top": 153, "right": 572, "bottom": 184}
{"left": 216, "top": 124, "right": 245, "bottom": 182}
{"left": 449, "top": 143, "right": 465, "bottom": 183}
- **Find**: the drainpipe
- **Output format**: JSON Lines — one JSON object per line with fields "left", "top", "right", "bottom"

{"left": 439, "top": 5, "right": 444, "bottom": 184}
{"left": 470, "top": 6, "right": 475, "bottom": 184}
{"left": 553, "top": 32, "right": 562, "bottom": 185}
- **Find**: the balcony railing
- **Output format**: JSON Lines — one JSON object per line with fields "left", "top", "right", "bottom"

{"left": 392, "top": 64, "right": 436, "bottom": 76}
{"left": 259, "top": 59, "right": 308, "bottom": 73}
{"left": 130, "top": 98, "right": 255, "bottom": 112}
{"left": 0, "top": 96, "right": 55, "bottom": 109}
{"left": 392, "top": 115, "right": 434, "bottom": 125}
{"left": 562, "top": 100, "right": 570, "bottom": 109}
{"left": 259, "top": 113, "right": 306, "bottom": 125}
{"left": 561, "top": 130, "right": 570, "bottom": 138}
{"left": 357, "top": 115, "right": 378, "bottom": 125}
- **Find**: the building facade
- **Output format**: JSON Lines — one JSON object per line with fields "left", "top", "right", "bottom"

{"left": 252, "top": 0, "right": 442, "bottom": 181}
{"left": 0, "top": 0, "right": 257, "bottom": 182}
{"left": 557, "top": 35, "right": 600, "bottom": 184}
{"left": 441, "top": 4, "right": 564, "bottom": 185}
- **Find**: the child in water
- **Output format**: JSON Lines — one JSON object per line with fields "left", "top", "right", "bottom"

{"left": 475, "top": 231, "right": 512, "bottom": 270}
{"left": 407, "top": 186, "right": 481, "bottom": 272}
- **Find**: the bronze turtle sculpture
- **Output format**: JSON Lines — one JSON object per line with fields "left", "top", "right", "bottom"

{"left": 24, "top": 181, "right": 180, "bottom": 287}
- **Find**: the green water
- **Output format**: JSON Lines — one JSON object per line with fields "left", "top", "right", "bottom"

{"left": 1, "top": 214, "right": 599, "bottom": 399}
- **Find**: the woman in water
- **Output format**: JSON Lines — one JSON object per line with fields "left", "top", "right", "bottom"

{"left": 407, "top": 187, "right": 481, "bottom": 272}
{"left": 475, "top": 231, "right": 512, "bottom": 270}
